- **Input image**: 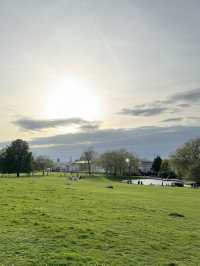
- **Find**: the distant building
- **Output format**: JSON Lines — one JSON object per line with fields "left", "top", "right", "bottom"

{"left": 139, "top": 160, "right": 153, "bottom": 174}
{"left": 69, "top": 160, "right": 105, "bottom": 173}
{"left": 70, "top": 160, "right": 87, "bottom": 172}
{"left": 52, "top": 162, "right": 69, "bottom": 172}
{"left": 52, "top": 160, "right": 105, "bottom": 173}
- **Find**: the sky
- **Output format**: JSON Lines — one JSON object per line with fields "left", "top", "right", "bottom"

{"left": 1, "top": 0, "right": 200, "bottom": 160}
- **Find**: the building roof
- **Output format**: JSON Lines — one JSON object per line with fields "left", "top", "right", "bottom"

{"left": 72, "top": 160, "right": 89, "bottom": 165}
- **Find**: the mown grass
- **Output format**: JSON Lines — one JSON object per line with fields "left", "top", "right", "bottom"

{"left": 0, "top": 174, "right": 199, "bottom": 265}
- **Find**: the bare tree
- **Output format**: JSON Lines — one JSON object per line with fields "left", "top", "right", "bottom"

{"left": 99, "top": 149, "right": 139, "bottom": 177}
{"left": 33, "top": 156, "right": 54, "bottom": 175}
{"left": 81, "top": 147, "right": 96, "bottom": 175}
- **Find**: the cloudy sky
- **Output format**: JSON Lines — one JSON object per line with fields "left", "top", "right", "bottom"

{"left": 1, "top": 0, "right": 200, "bottom": 160}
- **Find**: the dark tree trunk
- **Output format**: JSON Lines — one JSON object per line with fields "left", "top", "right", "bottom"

{"left": 88, "top": 161, "right": 91, "bottom": 175}
{"left": 114, "top": 167, "right": 117, "bottom": 176}
{"left": 17, "top": 172, "right": 20, "bottom": 177}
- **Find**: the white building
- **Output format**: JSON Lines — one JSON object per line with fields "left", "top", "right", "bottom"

{"left": 68, "top": 160, "right": 105, "bottom": 173}
{"left": 52, "top": 160, "right": 104, "bottom": 173}
{"left": 52, "top": 162, "right": 69, "bottom": 172}
{"left": 139, "top": 160, "right": 153, "bottom": 174}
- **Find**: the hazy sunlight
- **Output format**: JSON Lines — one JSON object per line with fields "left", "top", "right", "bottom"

{"left": 44, "top": 76, "right": 102, "bottom": 121}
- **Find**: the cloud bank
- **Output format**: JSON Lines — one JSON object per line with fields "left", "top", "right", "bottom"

{"left": 119, "top": 88, "right": 200, "bottom": 117}
{"left": 120, "top": 105, "right": 168, "bottom": 116}
{"left": 170, "top": 88, "right": 200, "bottom": 103}
{"left": 29, "top": 125, "right": 200, "bottom": 160}
{"left": 161, "top": 117, "right": 183, "bottom": 123}
{"left": 13, "top": 117, "right": 100, "bottom": 132}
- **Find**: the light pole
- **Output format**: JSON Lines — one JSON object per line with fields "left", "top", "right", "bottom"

{"left": 125, "top": 158, "right": 131, "bottom": 184}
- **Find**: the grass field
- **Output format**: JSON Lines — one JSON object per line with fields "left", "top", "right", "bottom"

{"left": 0, "top": 174, "right": 199, "bottom": 266}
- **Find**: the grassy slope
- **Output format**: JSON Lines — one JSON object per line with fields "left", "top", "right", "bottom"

{"left": 0, "top": 175, "right": 199, "bottom": 266}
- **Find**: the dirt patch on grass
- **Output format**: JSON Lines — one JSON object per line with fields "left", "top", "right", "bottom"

{"left": 169, "top": 212, "right": 185, "bottom": 218}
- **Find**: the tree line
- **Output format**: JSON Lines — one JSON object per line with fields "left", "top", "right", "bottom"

{"left": 81, "top": 147, "right": 139, "bottom": 177}
{"left": 151, "top": 156, "right": 177, "bottom": 179}
{"left": 73, "top": 138, "right": 200, "bottom": 184}
{"left": 151, "top": 138, "right": 200, "bottom": 183}
{"left": 0, "top": 137, "right": 200, "bottom": 183}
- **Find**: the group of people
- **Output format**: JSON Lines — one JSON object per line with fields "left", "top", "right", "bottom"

{"left": 127, "top": 180, "right": 143, "bottom": 185}
{"left": 191, "top": 183, "right": 200, "bottom": 188}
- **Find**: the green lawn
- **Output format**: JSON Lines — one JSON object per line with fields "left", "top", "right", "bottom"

{"left": 0, "top": 175, "right": 199, "bottom": 266}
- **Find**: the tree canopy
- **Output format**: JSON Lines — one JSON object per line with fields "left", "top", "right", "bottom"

{"left": 0, "top": 139, "right": 33, "bottom": 177}
{"left": 99, "top": 149, "right": 139, "bottom": 177}
{"left": 80, "top": 147, "right": 96, "bottom": 175}
{"left": 151, "top": 156, "right": 162, "bottom": 175}
{"left": 171, "top": 138, "right": 200, "bottom": 183}
{"left": 158, "top": 159, "right": 177, "bottom": 179}
{"left": 33, "top": 156, "right": 54, "bottom": 175}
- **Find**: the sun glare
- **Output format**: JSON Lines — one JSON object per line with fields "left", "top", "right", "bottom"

{"left": 44, "top": 76, "right": 102, "bottom": 122}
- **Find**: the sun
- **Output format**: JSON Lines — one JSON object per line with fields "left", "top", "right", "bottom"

{"left": 43, "top": 76, "right": 102, "bottom": 121}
